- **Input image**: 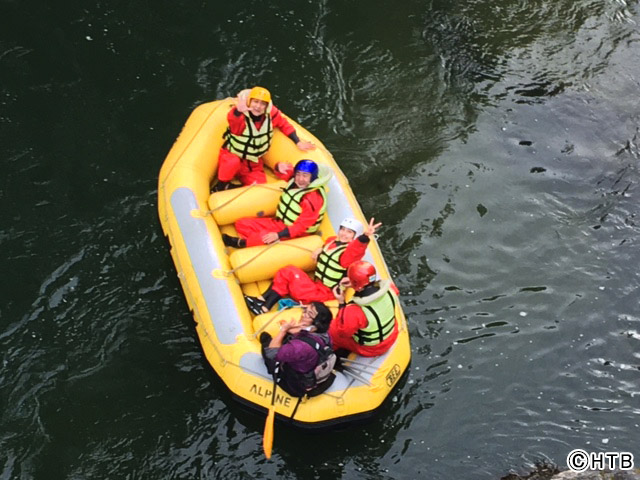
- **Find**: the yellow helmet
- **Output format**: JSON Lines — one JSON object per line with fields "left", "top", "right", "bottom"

{"left": 247, "top": 86, "right": 271, "bottom": 107}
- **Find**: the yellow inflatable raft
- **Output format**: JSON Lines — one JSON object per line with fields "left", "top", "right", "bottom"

{"left": 158, "top": 98, "right": 411, "bottom": 429}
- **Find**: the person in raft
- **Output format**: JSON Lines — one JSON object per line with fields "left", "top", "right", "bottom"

{"left": 329, "top": 261, "right": 400, "bottom": 357}
{"left": 244, "top": 217, "right": 382, "bottom": 315}
{"left": 260, "top": 302, "right": 335, "bottom": 397}
{"left": 222, "top": 159, "right": 329, "bottom": 248}
{"left": 212, "top": 86, "right": 316, "bottom": 191}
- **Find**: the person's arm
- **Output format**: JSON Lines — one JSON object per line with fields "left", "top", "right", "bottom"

{"left": 331, "top": 304, "right": 367, "bottom": 339}
{"left": 340, "top": 236, "right": 369, "bottom": 267}
{"left": 270, "top": 106, "right": 295, "bottom": 135}
{"left": 271, "top": 106, "right": 315, "bottom": 151}
{"left": 226, "top": 107, "right": 246, "bottom": 133}
{"left": 273, "top": 162, "right": 294, "bottom": 181}
{"left": 269, "top": 320, "right": 295, "bottom": 348}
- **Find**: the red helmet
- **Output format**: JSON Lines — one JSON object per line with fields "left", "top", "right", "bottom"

{"left": 347, "top": 261, "right": 377, "bottom": 291}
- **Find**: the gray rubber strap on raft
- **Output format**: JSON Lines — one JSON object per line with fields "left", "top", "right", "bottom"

{"left": 171, "top": 187, "right": 243, "bottom": 345}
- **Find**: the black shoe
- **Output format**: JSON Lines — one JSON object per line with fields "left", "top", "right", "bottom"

{"left": 211, "top": 181, "right": 230, "bottom": 193}
{"left": 211, "top": 181, "right": 242, "bottom": 193}
{"left": 245, "top": 295, "right": 266, "bottom": 315}
{"left": 222, "top": 234, "right": 240, "bottom": 248}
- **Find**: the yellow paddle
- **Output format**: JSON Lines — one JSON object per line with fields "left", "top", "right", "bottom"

{"left": 262, "top": 371, "right": 278, "bottom": 459}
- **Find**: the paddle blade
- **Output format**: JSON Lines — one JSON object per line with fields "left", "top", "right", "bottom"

{"left": 263, "top": 407, "right": 275, "bottom": 459}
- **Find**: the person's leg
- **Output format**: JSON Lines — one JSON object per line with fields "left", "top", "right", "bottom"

{"left": 270, "top": 266, "right": 302, "bottom": 298}
{"left": 287, "top": 278, "right": 335, "bottom": 304}
{"left": 216, "top": 149, "right": 241, "bottom": 187}
{"left": 224, "top": 217, "right": 280, "bottom": 249}
{"left": 235, "top": 217, "right": 272, "bottom": 239}
{"left": 273, "top": 268, "right": 334, "bottom": 304}
{"left": 236, "top": 217, "right": 285, "bottom": 247}
{"left": 238, "top": 157, "right": 268, "bottom": 185}
{"left": 224, "top": 217, "right": 271, "bottom": 248}
{"left": 245, "top": 280, "right": 283, "bottom": 315}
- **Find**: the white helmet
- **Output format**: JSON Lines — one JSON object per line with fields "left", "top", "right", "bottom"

{"left": 339, "top": 217, "right": 364, "bottom": 237}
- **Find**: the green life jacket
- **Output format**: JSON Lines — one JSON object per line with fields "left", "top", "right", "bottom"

{"left": 275, "top": 167, "right": 331, "bottom": 234}
{"left": 222, "top": 106, "right": 273, "bottom": 162}
{"left": 351, "top": 280, "right": 397, "bottom": 346}
{"left": 314, "top": 241, "right": 348, "bottom": 288}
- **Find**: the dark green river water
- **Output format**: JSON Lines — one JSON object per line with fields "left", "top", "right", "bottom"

{"left": 2, "top": 1, "right": 640, "bottom": 479}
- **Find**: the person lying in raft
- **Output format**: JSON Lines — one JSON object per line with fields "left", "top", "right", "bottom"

{"left": 260, "top": 302, "right": 336, "bottom": 397}
{"left": 329, "top": 261, "right": 400, "bottom": 357}
{"left": 222, "top": 159, "right": 329, "bottom": 248}
{"left": 212, "top": 86, "right": 315, "bottom": 192}
{"left": 244, "top": 217, "right": 382, "bottom": 315}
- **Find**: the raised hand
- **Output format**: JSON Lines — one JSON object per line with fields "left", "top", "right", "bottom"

{"left": 364, "top": 217, "right": 382, "bottom": 238}
{"left": 236, "top": 89, "right": 250, "bottom": 113}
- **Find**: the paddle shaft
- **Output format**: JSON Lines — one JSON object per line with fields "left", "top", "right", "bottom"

{"left": 262, "top": 369, "right": 279, "bottom": 459}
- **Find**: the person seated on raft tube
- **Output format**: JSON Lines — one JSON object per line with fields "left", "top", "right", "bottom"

{"left": 244, "top": 217, "right": 382, "bottom": 315}
{"left": 260, "top": 302, "right": 334, "bottom": 397}
{"left": 329, "top": 261, "right": 400, "bottom": 357}
{"left": 222, "top": 159, "right": 328, "bottom": 248}
{"left": 212, "top": 86, "right": 316, "bottom": 191}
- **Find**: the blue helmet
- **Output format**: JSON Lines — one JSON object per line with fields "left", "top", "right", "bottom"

{"left": 294, "top": 159, "right": 319, "bottom": 182}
